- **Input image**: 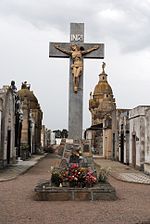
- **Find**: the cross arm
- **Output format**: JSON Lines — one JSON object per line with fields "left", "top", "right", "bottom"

{"left": 49, "top": 42, "right": 104, "bottom": 59}
{"left": 49, "top": 42, "right": 71, "bottom": 58}
{"left": 81, "top": 43, "right": 104, "bottom": 59}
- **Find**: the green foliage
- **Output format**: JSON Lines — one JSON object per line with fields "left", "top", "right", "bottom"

{"left": 97, "top": 167, "right": 111, "bottom": 183}
{"left": 51, "top": 169, "right": 62, "bottom": 187}
{"left": 53, "top": 129, "right": 68, "bottom": 138}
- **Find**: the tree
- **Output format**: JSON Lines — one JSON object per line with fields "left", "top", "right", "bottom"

{"left": 61, "top": 129, "right": 68, "bottom": 138}
{"left": 53, "top": 130, "right": 62, "bottom": 138}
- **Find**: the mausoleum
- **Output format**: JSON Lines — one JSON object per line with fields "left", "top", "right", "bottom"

{"left": 89, "top": 63, "right": 116, "bottom": 159}
{"left": 0, "top": 85, "right": 16, "bottom": 167}
{"left": 18, "top": 81, "right": 43, "bottom": 158}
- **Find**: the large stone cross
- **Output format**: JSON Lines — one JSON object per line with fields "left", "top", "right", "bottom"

{"left": 49, "top": 23, "right": 104, "bottom": 140}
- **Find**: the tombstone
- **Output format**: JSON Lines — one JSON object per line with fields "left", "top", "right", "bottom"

{"left": 49, "top": 23, "right": 104, "bottom": 140}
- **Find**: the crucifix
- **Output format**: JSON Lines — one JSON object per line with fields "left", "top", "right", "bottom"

{"left": 49, "top": 23, "right": 104, "bottom": 140}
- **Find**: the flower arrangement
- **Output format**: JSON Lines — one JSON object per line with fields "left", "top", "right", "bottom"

{"left": 51, "top": 168, "right": 63, "bottom": 187}
{"left": 85, "top": 170, "right": 97, "bottom": 187}
{"left": 97, "top": 167, "right": 111, "bottom": 183}
{"left": 51, "top": 163, "right": 97, "bottom": 188}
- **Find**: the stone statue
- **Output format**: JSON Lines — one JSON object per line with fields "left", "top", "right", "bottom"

{"left": 102, "top": 62, "right": 106, "bottom": 73}
{"left": 21, "top": 81, "right": 30, "bottom": 90}
{"left": 10, "top": 80, "right": 17, "bottom": 92}
{"left": 55, "top": 44, "right": 99, "bottom": 93}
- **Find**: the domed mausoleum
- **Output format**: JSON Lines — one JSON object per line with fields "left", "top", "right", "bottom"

{"left": 18, "top": 81, "right": 43, "bottom": 159}
{"left": 89, "top": 63, "right": 116, "bottom": 159}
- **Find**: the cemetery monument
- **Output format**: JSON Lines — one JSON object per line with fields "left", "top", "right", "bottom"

{"left": 49, "top": 23, "right": 104, "bottom": 140}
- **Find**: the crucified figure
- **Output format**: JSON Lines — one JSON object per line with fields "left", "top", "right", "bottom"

{"left": 55, "top": 44, "right": 99, "bottom": 93}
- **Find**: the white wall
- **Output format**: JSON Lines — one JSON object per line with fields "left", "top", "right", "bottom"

{"left": 145, "top": 109, "right": 150, "bottom": 163}
{"left": 129, "top": 106, "right": 150, "bottom": 168}
{"left": 55, "top": 138, "right": 61, "bottom": 145}
{"left": 51, "top": 132, "right": 56, "bottom": 145}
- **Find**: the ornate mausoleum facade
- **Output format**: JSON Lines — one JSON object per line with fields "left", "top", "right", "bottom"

{"left": 18, "top": 81, "right": 43, "bottom": 159}
{"left": 88, "top": 63, "right": 150, "bottom": 174}
{"left": 89, "top": 63, "right": 116, "bottom": 159}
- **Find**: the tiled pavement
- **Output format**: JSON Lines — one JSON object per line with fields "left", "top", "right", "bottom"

{"left": 0, "top": 154, "right": 47, "bottom": 182}
{"left": 94, "top": 158, "right": 150, "bottom": 185}
{"left": 112, "top": 172, "right": 150, "bottom": 184}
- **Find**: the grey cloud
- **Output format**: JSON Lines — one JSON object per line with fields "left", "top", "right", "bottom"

{"left": 1, "top": 0, "right": 150, "bottom": 52}
{"left": 87, "top": 0, "right": 150, "bottom": 53}
{"left": 0, "top": 0, "right": 150, "bottom": 129}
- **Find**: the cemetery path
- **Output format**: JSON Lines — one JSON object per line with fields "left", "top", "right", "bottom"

{"left": 0, "top": 153, "right": 150, "bottom": 224}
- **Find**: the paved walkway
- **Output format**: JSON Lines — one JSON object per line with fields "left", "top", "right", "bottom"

{"left": 94, "top": 158, "right": 150, "bottom": 184}
{"left": 0, "top": 154, "right": 47, "bottom": 182}
{"left": 1, "top": 153, "right": 150, "bottom": 185}
{"left": 0, "top": 154, "right": 150, "bottom": 224}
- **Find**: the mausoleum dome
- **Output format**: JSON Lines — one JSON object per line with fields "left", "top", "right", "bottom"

{"left": 18, "top": 88, "right": 37, "bottom": 102}
{"left": 93, "top": 63, "right": 113, "bottom": 97}
{"left": 18, "top": 82, "right": 39, "bottom": 109}
{"left": 94, "top": 79, "right": 113, "bottom": 96}
{"left": 89, "top": 63, "right": 116, "bottom": 114}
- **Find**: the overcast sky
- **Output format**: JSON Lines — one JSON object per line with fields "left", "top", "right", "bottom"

{"left": 0, "top": 0, "right": 150, "bottom": 130}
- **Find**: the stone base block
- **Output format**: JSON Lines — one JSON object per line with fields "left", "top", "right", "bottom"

{"left": 34, "top": 182, "right": 117, "bottom": 201}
